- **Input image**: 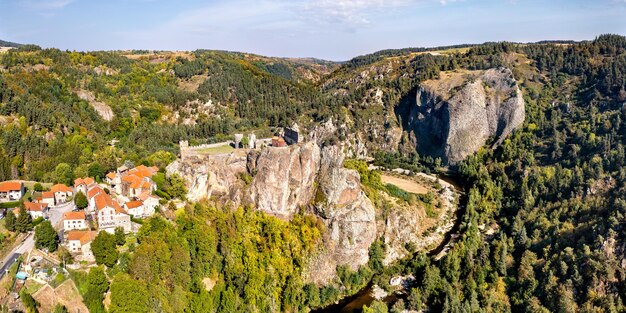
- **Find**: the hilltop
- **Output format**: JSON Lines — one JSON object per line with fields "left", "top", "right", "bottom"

{"left": 0, "top": 40, "right": 22, "bottom": 48}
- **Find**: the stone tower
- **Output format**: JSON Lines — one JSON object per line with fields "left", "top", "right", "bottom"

{"left": 234, "top": 134, "right": 243, "bottom": 148}
{"left": 179, "top": 140, "right": 189, "bottom": 161}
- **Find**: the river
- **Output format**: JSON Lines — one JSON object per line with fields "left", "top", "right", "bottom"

{"left": 313, "top": 173, "right": 468, "bottom": 313}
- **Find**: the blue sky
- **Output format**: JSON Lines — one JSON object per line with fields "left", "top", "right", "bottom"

{"left": 1, "top": 0, "right": 625, "bottom": 60}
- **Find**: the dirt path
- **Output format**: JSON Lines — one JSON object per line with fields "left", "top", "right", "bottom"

{"left": 380, "top": 174, "right": 429, "bottom": 194}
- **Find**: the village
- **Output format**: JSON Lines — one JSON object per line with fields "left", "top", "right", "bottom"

{"left": 0, "top": 126, "right": 303, "bottom": 311}
{"left": 0, "top": 161, "right": 163, "bottom": 310}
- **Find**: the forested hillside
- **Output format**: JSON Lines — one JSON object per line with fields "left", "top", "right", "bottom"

{"left": 0, "top": 48, "right": 338, "bottom": 182}
{"left": 0, "top": 34, "right": 625, "bottom": 312}
{"left": 360, "top": 34, "right": 626, "bottom": 312}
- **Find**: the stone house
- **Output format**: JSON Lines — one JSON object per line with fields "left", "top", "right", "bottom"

{"left": 95, "top": 193, "right": 131, "bottom": 233}
{"left": 74, "top": 177, "right": 96, "bottom": 196}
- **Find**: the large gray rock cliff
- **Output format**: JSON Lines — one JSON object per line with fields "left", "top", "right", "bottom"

{"left": 407, "top": 67, "right": 525, "bottom": 164}
{"left": 167, "top": 142, "right": 377, "bottom": 284}
{"left": 247, "top": 141, "right": 321, "bottom": 218}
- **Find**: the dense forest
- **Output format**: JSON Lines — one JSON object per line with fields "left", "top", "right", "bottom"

{"left": 1, "top": 34, "right": 626, "bottom": 312}
{"left": 359, "top": 34, "right": 626, "bottom": 312}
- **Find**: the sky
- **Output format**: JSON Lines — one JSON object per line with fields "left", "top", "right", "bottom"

{"left": 0, "top": 0, "right": 625, "bottom": 60}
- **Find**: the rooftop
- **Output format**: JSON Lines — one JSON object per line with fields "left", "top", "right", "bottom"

{"left": 0, "top": 181, "right": 23, "bottom": 192}
{"left": 24, "top": 202, "right": 48, "bottom": 212}
{"left": 66, "top": 230, "right": 97, "bottom": 245}
{"left": 63, "top": 211, "right": 86, "bottom": 220}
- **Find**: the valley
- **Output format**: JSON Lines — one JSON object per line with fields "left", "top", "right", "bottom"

{"left": 0, "top": 34, "right": 624, "bottom": 312}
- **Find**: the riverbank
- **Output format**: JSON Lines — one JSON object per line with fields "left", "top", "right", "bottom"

{"left": 313, "top": 171, "right": 468, "bottom": 313}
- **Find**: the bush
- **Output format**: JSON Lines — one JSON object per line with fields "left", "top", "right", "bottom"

{"left": 20, "top": 290, "right": 39, "bottom": 313}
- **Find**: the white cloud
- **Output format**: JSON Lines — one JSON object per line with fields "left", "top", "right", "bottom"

{"left": 300, "top": 0, "right": 414, "bottom": 27}
{"left": 111, "top": 0, "right": 463, "bottom": 57}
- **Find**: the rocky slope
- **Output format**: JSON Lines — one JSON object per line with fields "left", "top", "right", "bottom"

{"left": 167, "top": 142, "right": 377, "bottom": 284}
{"left": 404, "top": 67, "right": 525, "bottom": 164}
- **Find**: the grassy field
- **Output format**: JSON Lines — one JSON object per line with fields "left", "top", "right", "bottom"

{"left": 195, "top": 145, "right": 235, "bottom": 155}
{"left": 21, "top": 181, "right": 52, "bottom": 191}
{"left": 381, "top": 174, "right": 429, "bottom": 194}
{"left": 24, "top": 280, "right": 44, "bottom": 294}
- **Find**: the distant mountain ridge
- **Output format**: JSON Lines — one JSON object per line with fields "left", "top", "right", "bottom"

{"left": 0, "top": 39, "right": 22, "bottom": 48}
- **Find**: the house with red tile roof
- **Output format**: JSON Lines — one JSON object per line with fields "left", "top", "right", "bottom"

{"left": 94, "top": 193, "right": 131, "bottom": 233}
{"left": 63, "top": 211, "right": 87, "bottom": 231}
{"left": 65, "top": 230, "right": 98, "bottom": 261}
{"left": 138, "top": 191, "right": 160, "bottom": 215}
{"left": 86, "top": 186, "right": 106, "bottom": 213}
{"left": 105, "top": 172, "right": 119, "bottom": 192}
{"left": 74, "top": 177, "right": 96, "bottom": 196}
{"left": 51, "top": 184, "right": 73, "bottom": 205}
{"left": 123, "top": 200, "right": 155, "bottom": 218}
{"left": 39, "top": 191, "right": 55, "bottom": 207}
{"left": 23, "top": 201, "right": 48, "bottom": 219}
{"left": 0, "top": 181, "right": 24, "bottom": 202}
{"left": 118, "top": 165, "right": 158, "bottom": 198}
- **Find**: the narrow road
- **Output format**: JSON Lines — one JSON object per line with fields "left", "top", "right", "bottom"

{"left": 0, "top": 233, "right": 34, "bottom": 279}
{"left": 0, "top": 199, "right": 73, "bottom": 280}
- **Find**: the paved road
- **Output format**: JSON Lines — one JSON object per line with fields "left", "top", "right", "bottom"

{"left": 0, "top": 253, "right": 21, "bottom": 278}
{"left": 0, "top": 233, "right": 34, "bottom": 279}
{"left": 0, "top": 201, "right": 73, "bottom": 281}
{"left": 48, "top": 201, "right": 76, "bottom": 230}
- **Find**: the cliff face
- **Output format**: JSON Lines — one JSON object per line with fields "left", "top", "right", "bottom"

{"left": 247, "top": 142, "right": 321, "bottom": 218}
{"left": 307, "top": 146, "right": 377, "bottom": 284}
{"left": 407, "top": 67, "right": 525, "bottom": 164}
{"left": 167, "top": 142, "right": 377, "bottom": 284}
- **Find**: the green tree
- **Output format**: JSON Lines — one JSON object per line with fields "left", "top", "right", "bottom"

{"left": 109, "top": 274, "right": 150, "bottom": 313}
{"left": 92, "top": 231, "right": 119, "bottom": 267}
{"left": 5, "top": 209, "right": 16, "bottom": 232}
{"left": 74, "top": 191, "right": 88, "bottom": 210}
{"left": 83, "top": 266, "right": 109, "bottom": 313}
{"left": 15, "top": 205, "right": 32, "bottom": 233}
{"left": 363, "top": 300, "right": 389, "bottom": 313}
{"left": 88, "top": 162, "right": 106, "bottom": 180}
{"left": 35, "top": 220, "right": 58, "bottom": 252}
{"left": 33, "top": 183, "right": 43, "bottom": 192}
{"left": 391, "top": 299, "right": 406, "bottom": 313}
{"left": 368, "top": 238, "right": 385, "bottom": 272}
{"left": 114, "top": 227, "right": 125, "bottom": 246}
{"left": 167, "top": 174, "right": 187, "bottom": 199}
{"left": 241, "top": 136, "right": 249, "bottom": 148}
{"left": 146, "top": 150, "right": 175, "bottom": 169}
{"left": 54, "top": 163, "right": 74, "bottom": 186}
{"left": 408, "top": 288, "right": 423, "bottom": 311}
{"left": 20, "top": 290, "right": 39, "bottom": 313}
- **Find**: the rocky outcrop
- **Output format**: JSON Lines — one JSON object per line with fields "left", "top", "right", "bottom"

{"left": 247, "top": 141, "right": 321, "bottom": 218}
{"left": 74, "top": 89, "right": 114, "bottom": 121}
{"left": 166, "top": 153, "right": 247, "bottom": 205}
{"left": 167, "top": 142, "right": 377, "bottom": 284}
{"left": 307, "top": 146, "right": 377, "bottom": 284}
{"left": 406, "top": 67, "right": 525, "bottom": 164}
{"left": 380, "top": 174, "right": 457, "bottom": 265}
